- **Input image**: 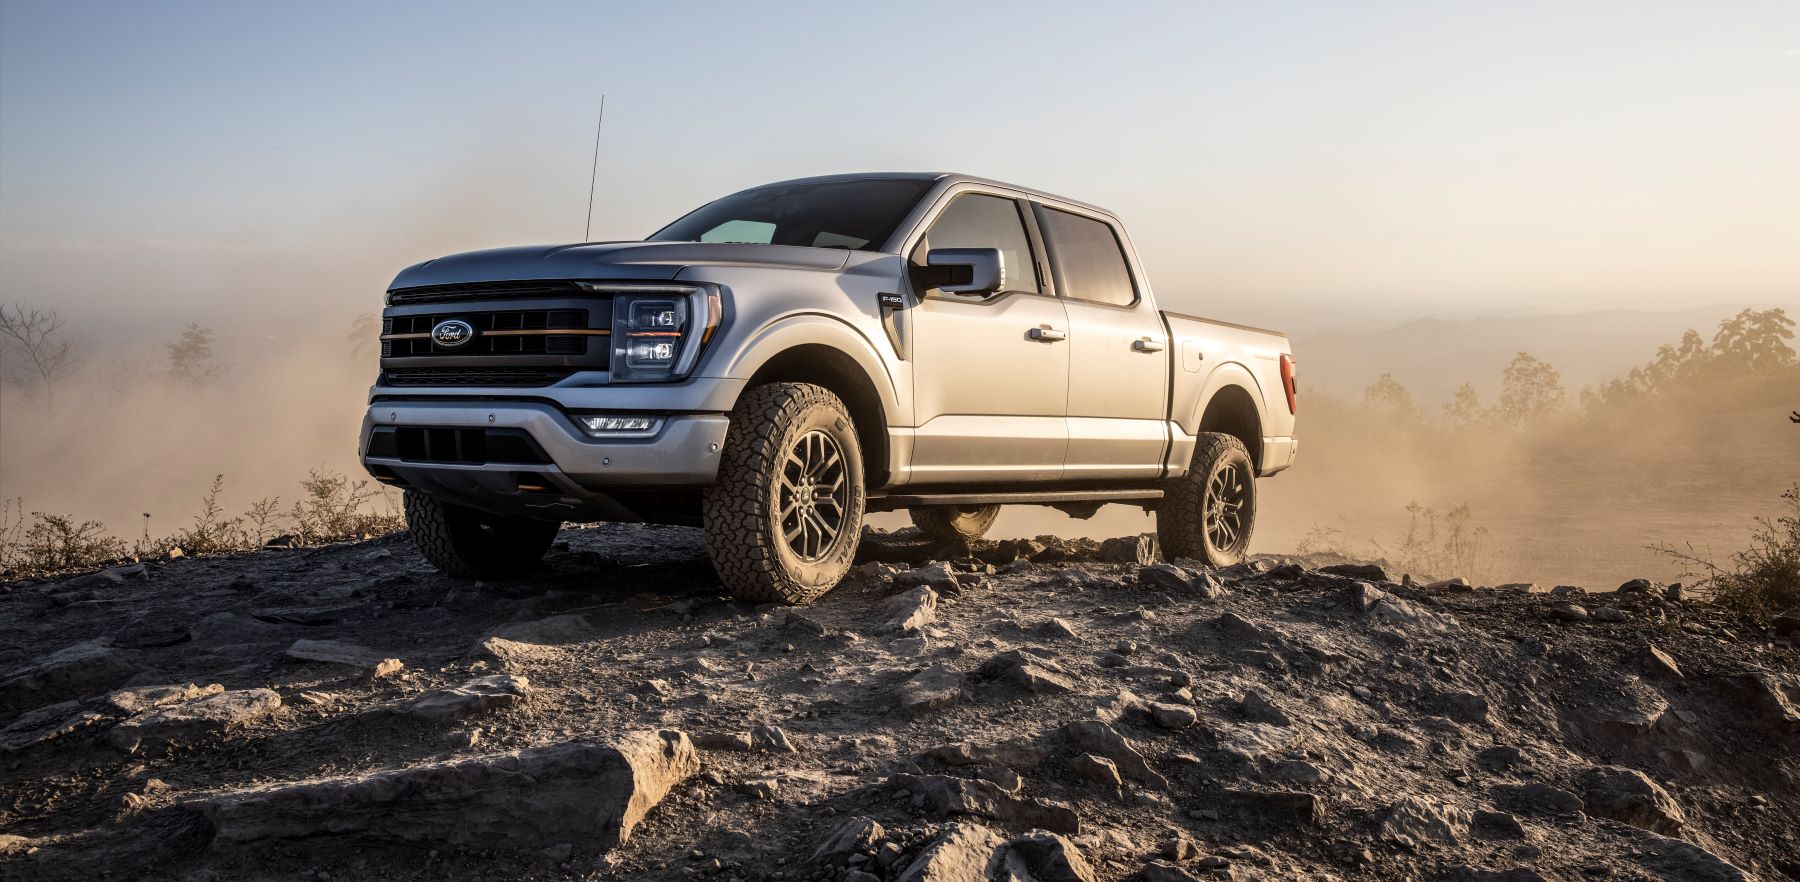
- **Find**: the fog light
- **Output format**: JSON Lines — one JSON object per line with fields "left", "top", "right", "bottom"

{"left": 578, "top": 415, "right": 660, "bottom": 435}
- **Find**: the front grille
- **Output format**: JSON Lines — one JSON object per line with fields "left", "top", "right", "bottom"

{"left": 366, "top": 426, "right": 551, "bottom": 465}
{"left": 380, "top": 367, "right": 573, "bottom": 387}
{"left": 381, "top": 309, "right": 592, "bottom": 358}
{"left": 388, "top": 280, "right": 587, "bottom": 306}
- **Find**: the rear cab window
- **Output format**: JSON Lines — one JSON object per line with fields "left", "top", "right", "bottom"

{"left": 1036, "top": 206, "right": 1137, "bottom": 307}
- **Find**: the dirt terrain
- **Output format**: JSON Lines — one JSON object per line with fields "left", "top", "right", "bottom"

{"left": 1, "top": 524, "right": 1797, "bottom": 882}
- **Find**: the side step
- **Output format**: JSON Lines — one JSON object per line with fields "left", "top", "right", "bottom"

{"left": 866, "top": 488, "right": 1162, "bottom": 513}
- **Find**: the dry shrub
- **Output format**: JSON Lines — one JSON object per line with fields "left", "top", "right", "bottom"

{"left": 0, "top": 470, "right": 404, "bottom": 580}
{"left": 1658, "top": 484, "right": 1800, "bottom": 618}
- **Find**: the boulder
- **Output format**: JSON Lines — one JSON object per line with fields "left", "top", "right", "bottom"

{"left": 1062, "top": 720, "right": 1168, "bottom": 789}
{"left": 1549, "top": 602, "right": 1589, "bottom": 621}
{"left": 978, "top": 651, "right": 1073, "bottom": 694}
{"left": 0, "top": 700, "right": 109, "bottom": 752}
{"left": 1380, "top": 796, "right": 1473, "bottom": 848}
{"left": 1070, "top": 753, "right": 1122, "bottom": 789}
{"left": 1150, "top": 703, "right": 1197, "bottom": 729}
{"left": 109, "top": 688, "right": 281, "bottom": 752}
{"left": 104, "top": 682, "right": 224, "bottom": 715}
{"left": 0, "top": 640, "right": 139, "bottom": 710}
{"left": 196, "top": 730, "right": 696, "bottom": 850}
{"left": 898, "top": 663, "right": 965, "bottom": 713}
{"left": 999, "top": 832, "right": 1098, "bottom": 882}
{"left": 1142, "top": 861, "right": 1205, "bottom": 882}
{"left": 890, "top": 773, "right": 1080, "bottom": 834}
{"left": 1492, "top": 782, "right": 1583, "bottom": 817}
{"left": 1578, "top": 766, "right": 1685, "bottom": 834}
{"left": 284, "top": 638, "right": 388, "bottom": 669}
{"left": 1343, "top": 582, "right": 1389, "bottom": 612}
{"left": 1633, "top": 832, "right": 1753, "bottom": 882}
{"left": 1724, "top": 670, "right": 1800, "bottom": 730}
{"left": 393, "top": 674, "right": 531, "bottom": 723}
{"left": 813, "top": 816, "right": 885, "bottom": 863}
{"left": 882, "top": 587, "right": 940, "bottom": 634}
{"left": 1099, "top": 534, "right": 1160, "bottom": 566}
{"left": 1319, "top": 563, "right": 1391, "bottom": 582}
{"left": 1365, "top": 598, "right": 1460, "bottom": 634}
{"left": 470, "top": 636, "right": 552, "bottom": 667}
{"left": 1222, "top": 788, "right": 1324, "bottom": 826}
{"left": 1638, "top": 644, "right": 1683, "bottom": 679}
{"left": 1241, "top": 690, "right": 1291, "bottom": 726}
{"left": 925, "top": 738, "right": 1048, "bottom": 770}
{"left": 896, "top": 822, "right": 1005, "bottom": 882}
{"left": 895, "top": 563, "right": 961, "bottom": 594}
{"left": 750, "top": 724, "right": 797, "bottom": 752}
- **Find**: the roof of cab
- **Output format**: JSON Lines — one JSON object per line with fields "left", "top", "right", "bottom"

{"left": 749, "top": 172, "right": 1116, "bottom": 218}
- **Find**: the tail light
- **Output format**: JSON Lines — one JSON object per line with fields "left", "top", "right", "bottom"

{"left": 1279, "top": 354, "right": 1297, "bottom": 414}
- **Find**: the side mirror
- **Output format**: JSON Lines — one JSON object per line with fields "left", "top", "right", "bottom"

{"left": 918, "top": 247, "right": 1005, "bottom": 295}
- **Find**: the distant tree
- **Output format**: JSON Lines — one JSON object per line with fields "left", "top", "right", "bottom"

{"left": 163, "top": 323, "right": 224, "bottom": 385}
{"left": 1709, "top": 307, "right": 1797, "bottom": 375}
{"left": 1495, "top": 352, "right": 1565, "bottom": 426}
{"left": 1363, "top": 373, "right": 1418, "bottom": 417}
{"left": 0, "top": 303, "right": 78, "bottom": 411}
{"left": 1587, "top": 308, "right": 1797, "bottom": 411}
{"left": 1443, "top": 382, "right": 1484, "bottom": 426}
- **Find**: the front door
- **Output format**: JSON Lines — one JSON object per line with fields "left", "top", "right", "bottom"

{"left": 1035, "top": 204, "right": 1169, "bottom": 480}
{"left": 907, "top": 192, "right": 1069, "bottom": 484}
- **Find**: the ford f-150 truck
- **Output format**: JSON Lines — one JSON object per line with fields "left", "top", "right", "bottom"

{"left": 360, "top": 173, "right": 1299, "bottom": 603}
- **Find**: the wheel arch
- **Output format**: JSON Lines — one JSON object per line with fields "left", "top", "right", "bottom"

{"left": 733, "top": 325, "right": 896, "bottom": 489}
{"left": 1189, "top": 364, "right": 1267, "bottom": 471}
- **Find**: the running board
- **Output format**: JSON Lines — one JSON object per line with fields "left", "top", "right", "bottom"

{"left": 866, "top": 488, "right": 1162, "bottom": 513}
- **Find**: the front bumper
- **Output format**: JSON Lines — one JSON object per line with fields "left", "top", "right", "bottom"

{"left": 360, "top": 398, "right": 730, "bottom": 518}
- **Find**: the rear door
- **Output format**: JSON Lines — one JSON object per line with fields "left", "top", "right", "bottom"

{"left": 1034, "top": 204, "right": 1169, "bottom": 480}
{"left": 906, "top": 190, "right": 1070, "bottom": 484}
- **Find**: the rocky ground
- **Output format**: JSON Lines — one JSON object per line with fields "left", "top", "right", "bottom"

{"left": 1, "top": 524, "right": 1797, "bottom": 882}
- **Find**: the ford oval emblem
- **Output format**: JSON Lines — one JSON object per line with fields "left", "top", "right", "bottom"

{"left": 431, "top": 319, "right": 475, "bottom": 348}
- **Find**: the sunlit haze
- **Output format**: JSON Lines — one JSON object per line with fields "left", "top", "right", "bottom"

{"left": 3, "top": 0, "right": 1796, "bottom": 334}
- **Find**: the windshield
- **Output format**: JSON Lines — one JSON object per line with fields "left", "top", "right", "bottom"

{"left": 648, "top": 178, "right": 933, "bottom": 252}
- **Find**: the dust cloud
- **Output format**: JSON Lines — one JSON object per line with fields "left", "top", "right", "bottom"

{"left": 919, "top": 378, "right": 1797, "bottom": 590}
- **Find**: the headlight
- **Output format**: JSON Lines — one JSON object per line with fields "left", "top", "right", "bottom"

{"left": 577, "top": 283, "right": 721, "bottom": 382}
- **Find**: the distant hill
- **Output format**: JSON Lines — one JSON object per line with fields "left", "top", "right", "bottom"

{"left": 1292, "top": 303, "right": 1795, "bottom": 405}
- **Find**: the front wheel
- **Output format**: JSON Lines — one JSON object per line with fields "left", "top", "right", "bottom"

{"left": 910, "top": 505, "right": 1002, "bottom": 542}
{"left": 1157, "top": 433, "right": 1257, "bottom": 566}
{"left": 703, "top": 382, "right": 866, "bottom": 604}
{"left": 403, "top": 490, "right": 561, "bottom": 579}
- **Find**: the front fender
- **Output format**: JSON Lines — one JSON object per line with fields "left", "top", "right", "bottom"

{"left": 705, "top": 311, "right": 909, "bottom": 427}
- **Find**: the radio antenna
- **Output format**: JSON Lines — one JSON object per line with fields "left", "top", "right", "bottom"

{"left": 583, "top": 95, "right": 607, "bottom": 242}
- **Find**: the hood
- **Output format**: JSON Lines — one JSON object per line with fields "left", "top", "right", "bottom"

{"left": 389, "top": 241, "right": 852, "bottom": 290}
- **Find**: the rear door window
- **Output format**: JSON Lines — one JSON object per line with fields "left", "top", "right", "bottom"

{"left": 1037, "top": 207, "right": 1136, "bottom": 307}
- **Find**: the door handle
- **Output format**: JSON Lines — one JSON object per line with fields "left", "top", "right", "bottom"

{"left": 1029, "top": 326, "right": 1067, "bottom": 342}
{"left": 1133, "top": 337, "right": 1166, "bottom": 353}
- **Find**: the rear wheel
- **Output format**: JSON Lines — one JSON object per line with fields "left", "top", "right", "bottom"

{"left": 403, "top": 490, "right": 561, "bottom": 579}
{"left": 1157, "top": 432, "right": 1256, "bottom": 566}
{"left": 703, "top": 382, "right": 866, "bottom": 604}
{"left": 910, "top": 504, "right": 1002, "bottom": 542}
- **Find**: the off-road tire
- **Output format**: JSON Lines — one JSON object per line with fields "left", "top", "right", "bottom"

{"left": 703, "top": 382, "right": 866, "bottom": 604}
{"left": 403, "top": 490, "right": 561, "bottom": 580}
{"left": 910, "top": 505, "right": 1002, "bottom": 542}
{"left": 1157, "top": 432, "right": 1257, "bottom": 566}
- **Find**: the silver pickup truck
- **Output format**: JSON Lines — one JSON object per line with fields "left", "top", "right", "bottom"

{"left": 360, "top": 173, "right": 1298, "bottom": 603}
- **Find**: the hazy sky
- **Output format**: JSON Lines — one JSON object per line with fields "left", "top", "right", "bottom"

{"left": 1, "top": 0, "right": 1796, "bottom": 331}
